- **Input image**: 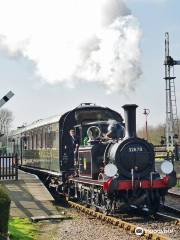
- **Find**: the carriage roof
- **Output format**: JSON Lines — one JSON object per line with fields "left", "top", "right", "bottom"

{"left": 11, "top": 114, "right": 61, "bottom": 136}
{"left": 10, "top": 103, "right": 123, "bottom": 137}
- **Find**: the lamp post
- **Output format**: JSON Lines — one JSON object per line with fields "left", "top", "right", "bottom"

{"left": 143, "top": 109, "right": 150, "bottom": 141}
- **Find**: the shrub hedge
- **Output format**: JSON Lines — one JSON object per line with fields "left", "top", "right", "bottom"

{"left": 0, "top": 185, "right": 11, "bottom": 239}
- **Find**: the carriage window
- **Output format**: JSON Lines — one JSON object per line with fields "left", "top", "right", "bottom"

{"left": 44, "top": 125, "right": 54, "bottom": 148}
{"left": 42, "top": 128, "right": 46, "bottom": 148}
{"left": 45, "top": 131, "right": 55, "bottom": 148}
{"left": 36, "top": 130, "right": 42, "bottom": 149}
{"left": 53, "top": 130, "right": 59, "bottom": 148}
{"left": 41, "top": 130, "right": 43, "bottom": 148}
{"left": 34, "top": 134, "right": 37, "bottom": 149}
{"left": 29, "top": 134, "right": 32, "bottom": 149}
{"left": 32, "top": 134, "right": 34, "bottom": 150}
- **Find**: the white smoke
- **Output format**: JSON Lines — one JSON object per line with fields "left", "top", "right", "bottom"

{"left": 0, "top": 0, "right": 142, "bottom": 93}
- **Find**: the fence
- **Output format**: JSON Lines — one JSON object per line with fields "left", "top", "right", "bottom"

{"left": 154, "top": 145, "right": 167, "bottom": 159}
{"left": 0, "top": 154, "right": 18, "bottom": 180}
{"left": 154, "top": 144, "right": 180, "bottom": 161}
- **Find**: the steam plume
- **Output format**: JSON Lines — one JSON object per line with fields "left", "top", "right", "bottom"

{"left": 0, "top": 0, "right": 142, "bottom": 93}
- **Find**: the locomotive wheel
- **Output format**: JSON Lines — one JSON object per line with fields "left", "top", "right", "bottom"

{"left": 79, "top": 188, "right": 90, "bottom": 207}
{"left": 144, "top": 190, "right": 160, "bottom": 215}
{"left": 101, "top": 192, "right": 113, "bottom": 215}
{"left": 66, "top": 181, "right": 76, "bottom": 201}
{"left": 86, "top": 190, "right": 91, "bottom": 207}
{"left": 93, "top": 191, "right": 101, "bottom": 211}
{"left": 80, "top": 188, "right": 85, "bottom": 203}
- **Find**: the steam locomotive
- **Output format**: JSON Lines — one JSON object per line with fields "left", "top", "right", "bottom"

{"left": 10, "top": 103, "right": 177, "bottom": 214}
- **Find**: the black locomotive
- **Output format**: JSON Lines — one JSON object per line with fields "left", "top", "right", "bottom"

{"left": 10, "top": 103, "right": 177, "bottom": 214}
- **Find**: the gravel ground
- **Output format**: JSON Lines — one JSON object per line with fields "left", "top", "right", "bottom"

{"left": 37, "top": 205, "right": 180, "bottom": 240}
{"left": 119, "top": 213, "right": 180, "bottom": 240}
{"left": 55, "top": 212, "right": 139, "bottom": 240}
{"left": 140, "top": 220, "right": 180, "bottom": 240}
{"left": 37, "top": 207, "right": 144, "bottom": 240}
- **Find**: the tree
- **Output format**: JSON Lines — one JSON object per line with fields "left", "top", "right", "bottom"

{"left": 0, "top": 109, "right": 13, "bottom": 153}
{"left": 0, "top": 109, "right": 13, "bottom": 136}
{"left": 138, "top": 123, "right": 166, "bottom": 145}
{"left": 137, "top": 121, "right": 180, "bottom": 145}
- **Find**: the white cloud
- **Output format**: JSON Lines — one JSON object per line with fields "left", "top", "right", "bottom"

{"left": 125, "top": 0, "right": 168, "bottom": 3}
{"left": 0, "top": 0, "right": 142, "bottom": 93}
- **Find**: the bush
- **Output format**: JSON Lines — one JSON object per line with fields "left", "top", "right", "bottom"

{"left": 0, "top": 185, "right": 11, "bottom": 239}
{"left": 0, "top": 147, "right": 7, "bottom": 155}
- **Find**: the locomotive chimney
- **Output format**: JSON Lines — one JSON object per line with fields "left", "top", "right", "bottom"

{"left": 122, "top": 104, "right": 138, "bottom": 138}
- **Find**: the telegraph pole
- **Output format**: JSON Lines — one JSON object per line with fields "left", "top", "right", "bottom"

{"left": 164, "top": 32, "right": 180, "bottom": 156}
{"left": 143, "top": 108, "right": 150, "bottom": 141}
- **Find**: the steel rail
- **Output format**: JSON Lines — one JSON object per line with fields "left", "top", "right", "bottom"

{"left": 156, "top": 212, "right": 180, "bottom": 225}
{"left": 162, "top": 204, "right": 180, "bottom": 215}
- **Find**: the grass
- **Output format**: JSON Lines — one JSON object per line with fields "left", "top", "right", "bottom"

{"left": 9, "top": 218, "right": 38, "bottom": 240}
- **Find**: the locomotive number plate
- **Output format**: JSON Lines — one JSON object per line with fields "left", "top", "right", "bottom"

{"left": 129, "top": 147, "right": 143, "bottom": 152}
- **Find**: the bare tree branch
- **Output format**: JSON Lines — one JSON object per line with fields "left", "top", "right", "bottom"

{"left": 0, "top": 108, "right": 13, "bottom": 135}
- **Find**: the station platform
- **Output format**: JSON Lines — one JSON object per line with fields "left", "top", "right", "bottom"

{"left": 168, "top": 187, "right": 180, "bottom": 196}
{"left": 1, "top": 170, "right": 59, "bottom": 218}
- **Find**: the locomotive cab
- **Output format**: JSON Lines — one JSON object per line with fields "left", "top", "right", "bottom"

{"left": 78, "top": 144, "right": 106, "bottom": 179}
{"left": 59, "top": 103, "right": 123, "bottom": 174}
{"left": 75, "top": 121, "right": 109, "bottom": 179}
{"left": 76, "top": 119, "right": 125, "bottom": 180}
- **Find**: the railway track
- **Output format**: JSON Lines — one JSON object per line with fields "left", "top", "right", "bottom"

{"left": 40, "top": 172, "right": 180, "bottom": 239}
{"left": 160, "top": 204, "right": 180, "bottom": 218}
{"left": 156, "top": 212, "right": 180, "bottom": 224}
{"left": 68, "top": 200, "right": 180, "bottom": 240}
{"left": 160, "top": 190, "right": 180, "bottom": 219}
{"left": 45, "top": 179, "right": 180, "bottom": 239}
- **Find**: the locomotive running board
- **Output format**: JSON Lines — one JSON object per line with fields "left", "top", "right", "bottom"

{"left": 69, "top": 177, "right": 103, "bottom": 186}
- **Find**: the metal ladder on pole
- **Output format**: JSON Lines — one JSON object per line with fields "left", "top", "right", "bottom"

{"left": 164, "top": 32, "right": 180, "bottom": 157}
{"left": 170, "top": 75, "right": 179, "bottom": 136}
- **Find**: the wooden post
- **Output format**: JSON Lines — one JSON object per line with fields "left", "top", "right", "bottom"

{"left": 15, "top": 154, "right": 18, "bottom": 180}
{"left": 2, "top": 154, "right": 4, "bottom": 180}
{"left": 0, "top": 156, "right": 1, "bottom": 180}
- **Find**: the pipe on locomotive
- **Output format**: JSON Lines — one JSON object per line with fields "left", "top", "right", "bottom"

{"left": 122, "top": 104, "right": 138, "bottom": 138}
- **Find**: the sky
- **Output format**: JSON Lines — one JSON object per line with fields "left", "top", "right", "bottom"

{"left": 0, "top": 0, "right": 180, "bottom": 130}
